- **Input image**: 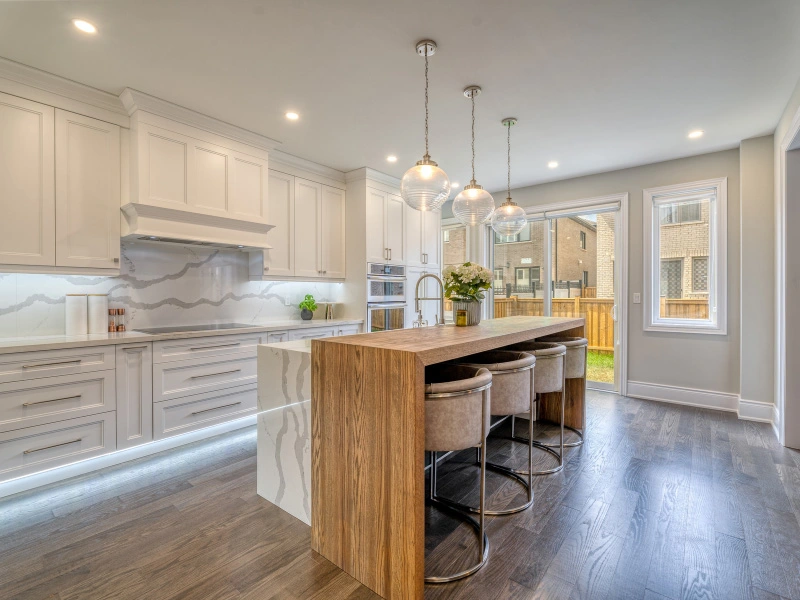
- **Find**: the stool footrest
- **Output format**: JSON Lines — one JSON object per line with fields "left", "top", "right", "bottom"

{"left": 508, "top": 436, "right": 564, "bottom": 475}
{"left": 432, "top": 461, "right": 534, "bottom": 516}
{"left": 424, "top": 497, "right": 489, "bottom": 583}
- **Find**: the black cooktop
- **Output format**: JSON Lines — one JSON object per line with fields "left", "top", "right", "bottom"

{"left": 134, "top": 323, "right": 253, "bottom": 334}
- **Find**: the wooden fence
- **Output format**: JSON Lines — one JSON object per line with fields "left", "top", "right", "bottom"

{"left": 491, "top": 296, "right": 709, "bottom": 354}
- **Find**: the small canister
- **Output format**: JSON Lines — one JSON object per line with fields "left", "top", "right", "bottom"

{"left": 455, "top": 309, "right": 468, "bottom": 327}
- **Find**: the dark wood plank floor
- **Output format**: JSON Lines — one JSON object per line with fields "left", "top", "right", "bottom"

{"left": 2, "top": 391, "right": 800, "bottom": 600}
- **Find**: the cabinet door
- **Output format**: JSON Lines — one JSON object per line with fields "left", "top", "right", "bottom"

{"left": 231, "top": 151, "right": 268, "bottom": 221}
{"left": 321, "top": 185, "right": 346, "bottom": 279}
{"left": 386, "top": 194, "right": 406, "bottom": 264}
{"left": 293, "top": 178, "right": 322, "bottom": 278}
{"left": 264, "top": 170, "right": 294, "bottom": 276}
{"left": 365, "top": 187, "right": 387, "bottom": 263}
{"left": 267, "top": 331, "right": 288, "bottom": 343}
{"left": 187, "top": 138, "right": 229, "bottom": 216}
{"left": 423, "top": 209, "right": 441, "bottom": 268}
{"left": 55, "top": 110, "right": 120, "bottom": 269}
{"left": 405, "top": 202, "right": 424, "bottom": 267}
{"left": 137, "top": 123, "right": 189, "bottom": 207}
{"left": 116, "top": 343, "right": 153, "bottom": 450}
{"left": 0, "top": 92, "right": 55, "bottom": 266}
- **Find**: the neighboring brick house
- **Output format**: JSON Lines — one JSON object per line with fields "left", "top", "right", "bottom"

{"left": 442, "top": 226, "right": 467, "bottom": 270}
{"left": 656, "top": 201, "right": 710, "bottom": 300}
{"left": 596, "top": 213, "right": 615, "bottom": 299}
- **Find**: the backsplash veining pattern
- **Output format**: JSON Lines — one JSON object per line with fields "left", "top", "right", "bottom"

{"left": 0, "top": 243, "right": 343, "bottom": 338}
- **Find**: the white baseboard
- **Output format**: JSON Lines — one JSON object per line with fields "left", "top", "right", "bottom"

{"left": 0, "top": 414, "right": 257, "bottom": 500}
{"left": 626, "top": 380, "right": 739, "bottom": 412}
{"left": 738, "top": 398, "right": 775, "bottom": 423}
{"left": 773, "top": 405, "right": 782, "bottom": 440}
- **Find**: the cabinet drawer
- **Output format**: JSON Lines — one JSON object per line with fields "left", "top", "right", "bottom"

{"left": 152, "top": 333, "right": 265, "bottom": 364}
{"left": 336, "top": 325, "right": 361, "bottom": 337}
{"left": 0, "top": 371, "right": 116, "bottom": 434}
{"left": 0, "top": 412, "right": 116, "bottom": 483}
{"left": 288, "top": 327, "right": 335, "bottom": 341}
{"left": 266, "top": 330, "right": 289, "bottom": 343}
{"left": 0, "top": 346, "right": 116, "bottom": 385}
{"left": 154, "top": 355, "right": 257, "bottom": 403}
{"left": 154, "top": 385, "right": 257, "bottom": 440}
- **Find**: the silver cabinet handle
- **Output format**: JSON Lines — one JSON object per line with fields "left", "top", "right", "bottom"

{"left": 22, "top": 359, "right": 82, "bottom": 369}
{"left": 23, "top": 394, "right": 82, "bottom": 407}
{"left": 24, "top": 438, "right": 82, "bottom": 454}
{"left": 122, "top": 345, "right": 149, "bottom": 351}
{"left": 388, "top": 248, "right": 392, "bottom": 261}
{"left": 189, "top": 342, "right": 241, "bottom": 351}
{"left": 190, "top": 368, "right": 241, "bottom": 379}
{"left": 191, "top": 401, "right": 242, "bottom": 416}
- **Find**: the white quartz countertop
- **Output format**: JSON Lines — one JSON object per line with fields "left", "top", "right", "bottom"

{"left": 0, "top": 319, "right": 363, "bottom": 355}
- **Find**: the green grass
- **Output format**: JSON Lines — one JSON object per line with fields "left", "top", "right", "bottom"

{"left": 587, "top": 350, "right": 614, "bottom": 383}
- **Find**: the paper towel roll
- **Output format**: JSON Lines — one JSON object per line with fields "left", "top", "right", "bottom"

{"left": 87, "top": 295, "right": 109, "bottom": 335}
{"left": 65, "top": 294, "right": 88, "bottom": 336}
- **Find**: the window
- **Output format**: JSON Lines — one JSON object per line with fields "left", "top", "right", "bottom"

{"left": 493, "top": 268, "right": 504, "bottom": 289}
{"left": 692, "top": 256, "right": 708, "bottom": 292}
{"left": 494, "top": 223, "right": 531, "bottom": 244}
{"left": 579, "top": 231, "right": 586, "bottom": 249}
{"left": 443, "top": 230, "right": 450, "bottom": 243}
{"left": 643, "top": 178, "right": 727, "bottom": 334}
{"left": 583, "top": 270, "right": 589, "bottom": 286}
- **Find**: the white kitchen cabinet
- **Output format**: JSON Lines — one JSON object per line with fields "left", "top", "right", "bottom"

{"left": 405, "top": 202, "right": 423, "bottom": 267}
{"left": 321, "top": 185, "right": 346, "bottom": 279}
{"left": 0, "top": 92, "right": 55, "bottom": 267}
{"left": 422, "top": 209, "right": 441, "bottom": 268}
{"left": 288, "top": 327, "right": 335, "bottom": 341}
{"left": 266, "top": 331, "right": 289, "bottom": 343}
{"left": 55, "top": 110, "right": 121, "bottom": 270}
{"left": 115, "top": 343, "right": 153, "bottom": 450}
{"left": 336, "top": 324, "right": 361, "bottom": 336}
{"left": 366, "top": 187, "right": 405, "bottom": 265}
{"left": 230, "top": 151, "right": 268, "bottom": 222}
{"left": 261, "top": 170, "right": 294, "bottom": 276}
{"left": 293, "top": 177, "right": 322, "bottom": 278}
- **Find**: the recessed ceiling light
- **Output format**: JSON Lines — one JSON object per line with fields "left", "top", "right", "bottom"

{"left": 386, "top": 155, "right": 397, "bottom": 163}
{"left": 285, "top": 112, "right": 299, "bottom": 121}
{"left": 451, "top": 181, "right": 460, "bottom": 188}
{"left": 688, "top": 130, "right": 704, "bottom": 139}
{"left": 548, "top": 161, "right": 559, "bottom": 169}
{"left": 72, "top": 19, "right": 97, "bottom": 34}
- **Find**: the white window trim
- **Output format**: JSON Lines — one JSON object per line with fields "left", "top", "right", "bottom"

{"left": 643, "top": 177, "right": 727, "bottom": 335}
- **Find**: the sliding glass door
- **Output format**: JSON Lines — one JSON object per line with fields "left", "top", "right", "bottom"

{"left": 489, "top": 200, "right": 624, "bottom": 391}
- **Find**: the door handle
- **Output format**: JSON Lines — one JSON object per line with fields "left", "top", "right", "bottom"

{"left": 612, "top": 305, "right": 617, "bottom": 322}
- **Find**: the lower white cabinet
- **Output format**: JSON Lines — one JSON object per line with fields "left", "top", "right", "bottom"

{"left": 288, "top": 327, "right": 335, "bottom": 341}
{"left": 0, "top": 412, "right": 116, "bottom": 483}
{"left": 153, "top": 384, "right": 258, "bottom": 440}
{"left": 153, "top": 354, "right": 257, "bottom": 403}
{"left": 115, "top": 343, "right": 153, "bottom": 450}
{"left": 267, "top": 331, "right": 289, "bottom": 343}
{"left": 336, "top": 324, "right": 361, "bottom": 336}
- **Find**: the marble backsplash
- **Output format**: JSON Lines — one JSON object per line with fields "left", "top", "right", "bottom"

{"left": 0, "top": 243, "right": 344, "bottom": 338}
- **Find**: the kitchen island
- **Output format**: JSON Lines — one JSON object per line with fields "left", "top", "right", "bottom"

{"left": 310, "top": 316, "right": 585, "bottom": 599}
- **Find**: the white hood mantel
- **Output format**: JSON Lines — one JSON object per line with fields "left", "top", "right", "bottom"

{"left": 120, "top": 88, "right": 280, "bottom": 250}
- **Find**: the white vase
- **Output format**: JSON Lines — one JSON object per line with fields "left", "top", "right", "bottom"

{"left": 451, "top": 300, "right": 482, "bottom": 326}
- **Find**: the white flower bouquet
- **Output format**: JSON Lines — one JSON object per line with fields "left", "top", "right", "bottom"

{"left": 442, "top": 262, "right": 493, "bottom": 303}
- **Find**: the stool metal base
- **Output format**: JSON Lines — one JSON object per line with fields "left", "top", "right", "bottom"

{"left": 508, "top": 436, "right": 564, "bottom": 474}
{"left": 424, "top": 497, "right": 490, "bottom": 583}
{"left": 536, "top": 425, "right": 584, "bottom": 448}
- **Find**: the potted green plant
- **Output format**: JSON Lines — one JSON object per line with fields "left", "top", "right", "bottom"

{"left": 443, "top": 262, "right": 492, "bottom": 326}
{"left": 299, "top": 294, "right": 317, "bottom": 321}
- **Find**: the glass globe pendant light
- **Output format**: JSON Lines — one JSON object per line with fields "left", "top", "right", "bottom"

{"left": 401, "top": 40, "right": 451, "bottom": 212}
{"left": 452, "top": 86, "right": 495, "bottom": 226}
{"left": 491, "top": 118, "right": 527, "bottom": 236}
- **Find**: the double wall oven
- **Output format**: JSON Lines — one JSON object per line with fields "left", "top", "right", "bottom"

{"left": 367, "top": 263, "right": 406, "bottom": 333}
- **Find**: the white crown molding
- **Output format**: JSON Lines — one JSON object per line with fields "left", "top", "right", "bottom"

{"left": 0, "top": 56, "right": 129, "bottom": 126}
{"left": 120, "top": 88, "right": 281, "bottom": 153}
{"left": 270, "top": 149, "right": 346, "bottom": 187}
{"left": 345, "top": 167, "right": 401, "bottom": 188}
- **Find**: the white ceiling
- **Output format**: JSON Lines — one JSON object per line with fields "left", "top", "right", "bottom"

{"left": 1, "top": 0, "right": 799, "bottom": 194}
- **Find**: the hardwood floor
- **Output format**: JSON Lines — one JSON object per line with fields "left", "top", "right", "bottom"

{"left": 2, "top": 391, "right": 800, "bottom": 600}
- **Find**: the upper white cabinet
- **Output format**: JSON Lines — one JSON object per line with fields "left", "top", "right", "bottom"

{"left": 55, "top": 110, "right": 121, "bottom": 270}
{"left": 0, "top": 93, "right": 55, "bottom": 267}
{"left": 0, "top": 93, "right": 121, "bottom": 273}
{"left": 365, "top": 187, "right": 405, "bottom": 264}
{"left": 405, "top": 203, "right": 441, "bottom": 269}
{"left": 250, "top": 170, "right": 345, "bottom": 281}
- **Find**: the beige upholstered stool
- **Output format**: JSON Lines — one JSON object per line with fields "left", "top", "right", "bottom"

{"left": 436, "top": 351, "right": 536, "bottom": 516}
{"left": 424, "top": 364, "right": 492, "bottom": 583}
{"left": 504, "top": 341, "right": 567, "bottom": 475}
{"left": 538, "top": 335, "right": 589, "bottom": 447}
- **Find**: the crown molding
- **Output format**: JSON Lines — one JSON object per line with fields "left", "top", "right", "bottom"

{"left": 120, "top": 88, "right": 281, "bottom": 153}
{"left": 0, "top": 57, "right": 129, "bottom": 126}
{"left": 270, "top": 149, "right": 346, "bottom": 186}
{"left": 345, "top": 167, "right": 401, "bottom": 188}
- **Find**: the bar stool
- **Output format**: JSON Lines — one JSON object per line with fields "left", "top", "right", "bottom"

{"left": 504, "top": 341, "right": 567, "bottom": 475}
{"left": 538, "top": 335, "right": 589, "bottom": 447}
{"left": 434, "top": 350, "right": 536, "bottom": 516}
{"left": 424, "top": 364, "right": 492, "bottom": 583}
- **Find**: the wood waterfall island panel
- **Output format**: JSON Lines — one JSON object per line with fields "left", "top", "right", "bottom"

{"left": 310, "top": 316, "right": 585, "bottom": 599}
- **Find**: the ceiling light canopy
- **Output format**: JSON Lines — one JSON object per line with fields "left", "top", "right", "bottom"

{"left": 400, "top": 40, "right": 451, "bottom": 212}
{"left": 72, "top": 19, "right": 97, "bottom": 34}
{"left": 452, "top": 86, "right": 495, "bottom": 226}
{"left": 688, "top": 129, "right": 704, "bottom": 139}
{"left": 285, "top": 112, "right": 299, "bottom": 120}
{"left": 491, "top": 118, "right": 527, "bottom": 237}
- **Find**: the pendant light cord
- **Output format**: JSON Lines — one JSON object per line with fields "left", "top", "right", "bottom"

{"left": 507, "top": 121, "right": 512, "bottom": 199}
{"left": 424, "top": 50, "right": 429, "bottom": 157}
{"left": 471, "top": 94, "right": 476, "bottom": 182}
